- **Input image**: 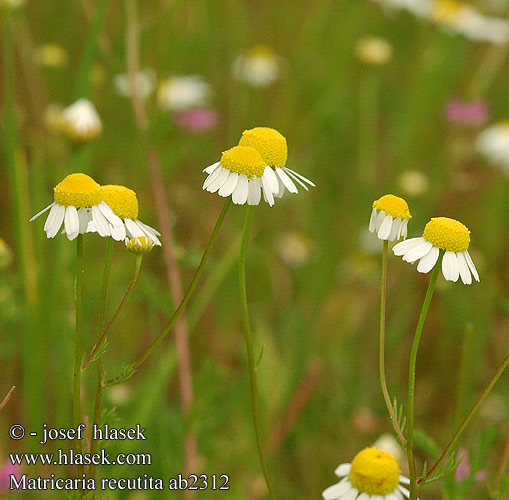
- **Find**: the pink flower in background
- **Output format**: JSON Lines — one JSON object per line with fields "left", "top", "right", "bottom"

{"left": 0, "top": 461, "right": 21, "bottom": 491}
{"left": 445, "top": 99, "right": 489, "bottom": 126}
{"left": 455, "top": 448, "right": 471, "bottom": 483}
{"left": 174, "top": 108, "right": 218, "bottom": 133}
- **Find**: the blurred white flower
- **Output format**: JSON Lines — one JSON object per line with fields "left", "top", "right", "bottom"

{"left": 62, "top": 99, "right": 102, "bottom": 141}
{"left": 355, "top": 36, "right": 393, "bottom": 66}
{"left": 114, "top": 68, "right": 157, "bottom": 99}
{"left": 371, "top": 0, "right": 432, "bottom": 18}
{"left": 157, "top": 75, "right": 211, "bottom": 111}
{"left": 397, "top": 170, "right": 429, "bottom": 197}
{"left": 1, "top": 0, "right": 25, "bottom": 9}
{"left": 476, "top": 121, "right": 509, "bottom": 175}
{"left": 232, "top": 46, "right": 285, "bottom": 88}
{"left": 275, "top": 232, "right": 312, "bottom": 267}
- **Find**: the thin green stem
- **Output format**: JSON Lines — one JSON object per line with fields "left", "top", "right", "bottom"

{"left": 105, "top": 199, "right": 231, "bottom": 386}
{"left": 239, "top": 205, "right": 278, "bottom": 500}
{"left": 89, "top": 238, "right": 114, "bottom": 483}
{"left": 407, "top": 257, "right": 442, "bottom": 500}
{"left": 421, "top": 353, "right": 508, "bottom": 484}
{"left": 73, "top": 234, "right": 84, "bottom": 475}
{"left": 379, "top": 240, "right": 406, "bottom": 446}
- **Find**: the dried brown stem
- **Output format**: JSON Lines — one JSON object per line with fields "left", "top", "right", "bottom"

{"left": 0, "top": 386, "right": 16, "bottom": 412}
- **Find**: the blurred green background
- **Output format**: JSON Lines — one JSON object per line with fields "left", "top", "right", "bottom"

{"left": 0, "top": 0, "right": 508, "bottom": 499}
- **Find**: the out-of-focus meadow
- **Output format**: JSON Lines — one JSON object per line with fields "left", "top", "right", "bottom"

{"left": 1, "top": 0, "right": 508, "bottom": 499}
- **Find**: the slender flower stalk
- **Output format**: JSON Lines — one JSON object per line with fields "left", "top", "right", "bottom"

{"left": 105, "top": 199, "right": 231, "bottom": 385}
{"left": 406, "top": 255, "right": 442, "bottom": 500}
{"left": 239, "top": 205, "right": 278, "bottom": 500}
{"left": 0, "top": 386, "right": 16, "bottom": 412}
{"left": 379, "top": 240, "right": 406, "bottom": 446}
{"left": 73, "top": 234, "right": 85, "bottom": 475}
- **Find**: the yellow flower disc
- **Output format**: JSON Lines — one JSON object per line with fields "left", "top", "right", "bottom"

{"left": 422, "top": 217, "right": 470, "bottom": 252}
{"left": 349, "top": 447, "right": 400, "bottom": 496}
{"left": 220, "top": 146, "right": 266, "bottom": 178}
{"left": 373, "top": 194, "right": 412, "bottom": 220}
{"left": 125, "top": 236, "right": 154, "bottom": 254}
{"left": 100, "top": 185, "right": 139, "bottom": 220}
{"left": 53, "top": 173, "right": 101, "bottom": 208}
{"left": 238, "top": 127, "right": 288, "bottom": 167}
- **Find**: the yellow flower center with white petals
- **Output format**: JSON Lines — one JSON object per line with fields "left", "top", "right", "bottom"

{"left": 238, "top": 127, "right": 288, "bottom": 168}
{"left": 432, "top": 0, "right": 465, "bottom": 22}
{"left": 53, "top": 173, "right": 101, "bottom": 207}
{"left": 220, "top": 146, "right": 266, "bottom": 178}
{"left": 100, "top": 185, "right": 139, "bottom": 220}
{"left": 373, "top": 194, "right": 411, "bottom": 220}
{"left": 125, "top": 236, "right": 154, "bottom": 254}
{"left": 423, "top": 217, "right": 470, "bottom": 252}
{"left": 348, "top": 447, "right": 400, "bottom": 496}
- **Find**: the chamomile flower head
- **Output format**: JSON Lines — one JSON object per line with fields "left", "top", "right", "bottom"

{"left": 125, "top": 236, "right": 155, "bottom": 254}
{"left": 369, "top": 194, "right": 411, "bottom": 241}
{"left": 238, "top": 127, "right": 315, "bottom": 198}
{"left": 323, "top": 447, "right": 412, "bottom": 500}
{"left": 30, "top": 173, "right": 123, "bottom": 241}
{"left": 476, "top": 121, "right": 509, "bottom": 175}
{"left": 62, "top": 99, "right": 102, "bottom": 141}
{"left": 393, "top": 217, "right": 480, "bottom": 284}
{"left": 232, "top": 45, "right": 284, "bottom": 88}
{"left": 203, "top": 145, "right": 280, "bottom": 206}
{"left": 157, "top": 75, "right": 211, "bottom": 111}
{"left": 90, "top": 185, "right": 161, "bottom": 245}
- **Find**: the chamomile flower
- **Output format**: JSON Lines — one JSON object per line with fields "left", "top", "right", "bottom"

{"left": 157, "top": 75, "right": 211, "bottom": 111}
{"left": 203, "top": 145, "right": 278, "bottom": 206}
{"left": 89, "top": 185, "right": 161, "bottom": 244}
{"left": 30, "top": 173, "right": 122, "bottom": 241}
{"left": 114, "top": 68, "right": 157, "bottom": 99}
{"left": 62, "top": 99, "right": 102, "bottom": 141}
{"left": 476, "top": 121, "right": 509, "bottom": 175}
{"left": 323, "top": 447, "right": 411, "bottom": 500}
{"left": 369, "top": 194, "right": 411, "bottom": 241}
{"left": 232, "top": 46, "right": 285, "bottom": 88}
{"left": 238, "top": 127, "right": 315, "bottom": 198}
{"left": 125, "top": 236, "right": 155, "bottom": 254}
{"left": 393, "top": 217, "right": 480, "bottom": 284}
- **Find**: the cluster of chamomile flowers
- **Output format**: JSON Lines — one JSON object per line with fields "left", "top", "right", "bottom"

{"left": 369, "top": 194, "right": 479, "bottom": 285}
{"left": 30, "top": 173, "right": 161, "bottom": 253}
{"left": 202, "top": 127, "right": 315, "bottom": 206}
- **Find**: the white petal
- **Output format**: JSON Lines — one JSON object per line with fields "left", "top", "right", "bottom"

{"left": 203, "top": 161, "right": 220, "bottom": 174}
{"left": 125, "top": 217, "right": 144, "bottom": 238}
{"left": 99, "top": 202, "right": 123, "bottom": 226}
{"left": 397, "top": 485, "right": 410, "bottom": 498}
{"left": 218, "top": 171, "right": 239, "bottom": 197}
{"left": 206, "top": 167, "right": 230, "bottom": 193}
{"left": 91, "top": 205, "right": 111, "bottom": 237}
{"left": 45, "top": 203, "right": 65, "bottom": 238}
{"left": 401, "top": 219, "right": 409, "bottom": 239}
{"left": 285, "top": 167, "right": 315, "bottom": 187}
{"left": 263, "top": 166, "right": 280, "bottom": 194}
{"left": 417, "top": 246, "right": 440, "bottom": 274}
{"left": 398, "top": 476, "right": 410, "bottom": 485}
{"left": 388, "top": 218, "right": 402, "bottom": 241}
{"left": 232, "top": 175, "right": 249, "bottom": 205}
{"left": 375, "top": 210, "right": 386, "bottom": 231}
{"left": 389, "top": 488, "right": 403, "bottom": 500}
{"left": 64, "top": 205, "right": 80, "bottom": 240}
{"left": 457, "top": 252, "right": 472, "bottom": 285}
{"left": 357, "top": 494, "right": 371, "bottom": 500}
{"left": 285, "top": 168, "right": 309, "bottom": 191}
{"left": 30, "top": 203, "right": 53, "bottom": 222}
{"left": 442, "top": 250, "right": 460, "bottom": 282}
{"left": 261, "top": 174, "right": 275, "bottom": 206}
{"left": 464, "top": 251, "right": 480, "bottom": 282}
{"left": 133, "top": 219, "right": 160, "bottom": 245}
{"left": 322, "top": 478, "right": 350, "bottom": 500}
{"left": 136, "top": 219, "right": 161, "bottom": 236}
{"left": 378, "top": 215, "right": 393, "bottom": 240}
{"left": 77, "top": 207, "right": 91, "bottom": 234}
{"left": 393, "top": 237, "right": 424, "bottom": 256}
{"left": 203, "top": 166, "right": 225, "bottom": 190}
{"left": 341, "top": 486, "right": 359, "bottom": 500}
{"left": 110, "top": 221, "right": 127, "bottom": 241}
{"left": 369, "top": 207, "right": 378, "bottom": 233}
{"left": 275, "top": 167, "right": 298, "bottom": 194}
{"left": 402, "top": 240, "right": 433, "bottom": 263}
{"left": 334, "top": 463, "right": 351, "bottom": 477}
{"left": 274, "top": 176, "right": 286, "bottom": 198}
{"left": 247, "top": 177, "right": 262, "bottom": 206}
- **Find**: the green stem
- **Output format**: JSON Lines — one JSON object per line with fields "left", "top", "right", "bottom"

{"left": 105, "top": 199, "right": 231, "bottom": 386}
{"left": 421, "top": 353, "right": 509, "bottom": 484}
{"left": 407, "top": 257, "right": 442, "bottom": 500}
{"left": 89, "top": 238, "right": 113, "bottom": 483}
{"left": 73, "top": 234, "right": 84, "bottom": 475}
{"left": 239, "top": 205, "right": 278, "bottom": 500}
{"left": 379, "top": 240, "right": 406, "bottom": 445}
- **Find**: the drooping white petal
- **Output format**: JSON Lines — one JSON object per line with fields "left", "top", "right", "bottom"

{"left": 77, "top": 207, "right": 91, "bottom": 234}
{"left": 442, "top": 250, "right": 460, "bottom": 282}
{"left": 285, "top": 167, "right": 315, "bottom": 187}
{"left": 261, "top": 174, "right": 275, "bottom": 206}
{"left": 393, "top": 237, "right": 424, "bottom": 256}
{"left": 64, "top": 205, "right": 80, "bottom": 240}
{"left": 232, "top": 175, "right": 249, "bottom": 205}
{"left": 464, "top": 251, "right": 480, "bottom": 282}
{"left": 378, "top": 215, "right": 394, "bottom": 240}
{"left": 322, "top": 478, "right": 350, "bottom": 500}
{"left": 125, "top": 217, "right": 144, "bottom": 238}
{"left": 388, "top": 218, "right": 402, "bottom": 241}
{"left": 98, "top": 201, "right": 123, "bottom": 226}
{"left": 375, "top": 210, "right": 386, "bottom": 231}
{"left": 285, "top": 168, "right": 309, "bottom": 191}
{"left": 45, "top": 203, "right": 65, "bottom": 238}
{"left": 203, "top": 161, "right": 220, "bottom": 174}
{"left": 275, "top": 167, "right": 298, "bottom": 193}
{"left": 203, "top": 166, "right": 225, "bottom": 190}
{"left": 334, "top": 463, "right": 351, "bottom": 477}
{"left": 402, "top": 240, "right": 433, "bottom": 263}
{"left": 206, "top": 167, "right": 230, "bottom": 193}
{"left": 91, "top": 205, "right": 111, "bottom": 237}
{"left": 133, "top": 219, "right": 160, "bottom": 245}
{"left": 136, "top": 219, "right": 161, "bottom": 236}
{"left": 274, "top": 176, "right": 286, "bottom": 198}
{"left": 401, "top": 219, "right": 408, "bottom": 239}
{"left": 456, "top": 252, "right": 472, "bottom": 285}
{"left": 247, "top": 177, "right": 262, "bottom": 206}
{"left": 369, "top": 207, "right": 378, "bottom": 233}
{"left": 417, "top": 246, "right": 440, "bottom": 274}
{"left": 218, "top": 171, "right": 239, "bottom": 197}
{"left": 30, "top": 203, "right": 53, "bottom": 222}
{"left": 397, "top": 485, "right": 410, "bottom": 498}
{"left": 263, "top": 166, "right": 280, "bottom": 194}
{"left": 110, "top": 220, "right": 127, "bottom": 241}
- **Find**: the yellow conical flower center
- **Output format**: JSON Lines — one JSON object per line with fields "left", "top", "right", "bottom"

{"left": 422, "top": 217, "right": 470, "bottom": 252}
{"left": 100, "top": 185, "right": 139, "bottom": 220}
{"left": 373, "top": 194, "right": 412, "bottom": 220}
{"left": 432, "top": 0, "right": 465, "bottom": 22}
{"left": 53, "top": 173, "right": 101, "bottom": 207}
{"left": 238, "top": 127, "right": 288, "bottom": 168}
{"left": 125, "top": 236, "right": 154, "bottom": 254}
{"left": 220, "top": 146, "right": 266, "bottom": 178}
{"left": 348, "top": 447, "right": 400, "bottom": 495}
